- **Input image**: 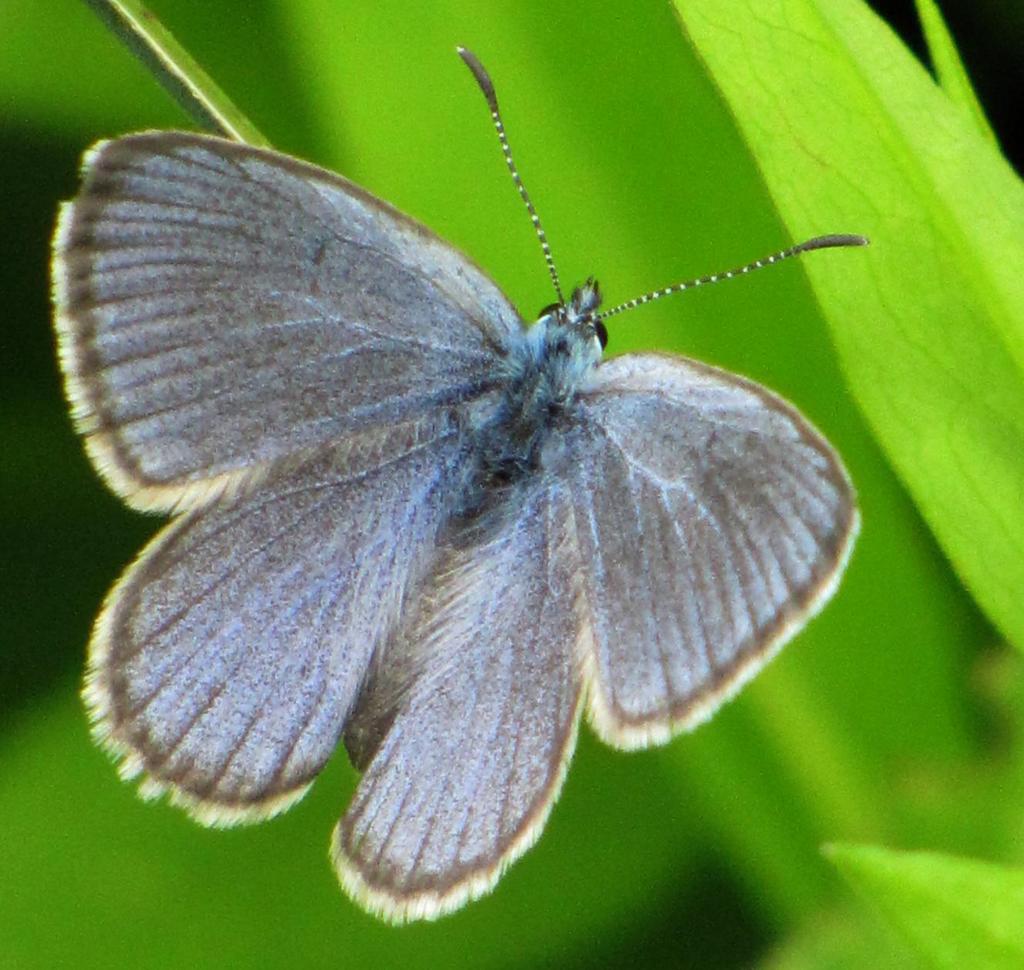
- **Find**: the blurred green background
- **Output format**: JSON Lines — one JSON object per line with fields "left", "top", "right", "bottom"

{"left": 3, "top": 1, "right": 1023, "bottom": 967}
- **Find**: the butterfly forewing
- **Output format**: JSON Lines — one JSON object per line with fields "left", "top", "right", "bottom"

{"left": 86, "top": 415, "right": 468, "bottom": 823}
{"left": 53, "top": 133, "right": 520, "bottom": 512}
{"left": 567, "top": 353, "right": 858, "bottom": 749}
{"left": 333, "top": 480, "right": 585, "bottom": 921}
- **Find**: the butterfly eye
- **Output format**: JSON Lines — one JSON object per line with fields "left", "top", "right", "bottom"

{"left": 537, "top": 302, "right": 561, "bottom": 321}
{"left": 593, "top": 319, "right": 608, "bottom": 349}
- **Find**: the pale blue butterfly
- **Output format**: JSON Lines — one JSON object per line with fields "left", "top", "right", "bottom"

{"left": 52, "top": 48, "right": 862, "bottom": 921}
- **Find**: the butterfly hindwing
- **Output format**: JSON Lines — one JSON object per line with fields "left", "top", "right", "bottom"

{"left": 86, "top": 416, "right": 467, "bottom": 823}
{"left": 334, "top": 479, "right": 585, "bottom": 921}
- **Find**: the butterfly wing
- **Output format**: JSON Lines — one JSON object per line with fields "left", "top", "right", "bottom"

{"left": 86, "top": 415, "right": 466, "bottom": 823}
{"left": 333, "top": 481, "right": 585, "bottom": 921}
{"left": 53, "top": 132, "right": 521, "bottom": 511}
{"left": 566, "top": 353, "right": 858, "bottom": 749}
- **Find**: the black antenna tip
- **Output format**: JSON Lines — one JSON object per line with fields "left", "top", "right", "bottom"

{"left": 795, "top": 233, "right": 870, "bottom": 252}
{"left": 457, "top": 46, "right": 498, "bottom": 108}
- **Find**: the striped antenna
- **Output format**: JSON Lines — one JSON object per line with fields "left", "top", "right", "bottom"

{"left": 597, "top": 234, "right": 869, "bottom": 322}
{"left": 458, "top": 47, "right": 565, "bottom": 306}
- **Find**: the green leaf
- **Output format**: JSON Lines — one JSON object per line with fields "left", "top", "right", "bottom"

{"left": 826, "top": 844, "right": 1024, "bottom": 969}
{"left": 914, "top": 0, "right": 998, "bottom": 146}
{"left": 673, "top": 0, "right": 1024, "bottom": 650}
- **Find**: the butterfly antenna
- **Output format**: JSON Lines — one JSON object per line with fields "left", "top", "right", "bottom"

{"left": 597, "top": 234, "right": 869, "bottom": 321}
{"left": 457, "top": 46, "right": 565, "bottom": 307}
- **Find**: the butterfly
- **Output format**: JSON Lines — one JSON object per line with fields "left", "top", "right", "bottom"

{"left": 52, "top": 47, "right": 861, "bottom": 921}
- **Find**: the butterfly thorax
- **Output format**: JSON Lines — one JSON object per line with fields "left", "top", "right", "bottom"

{"left": 462, "top": 282, "right": 605, "bottom": 513}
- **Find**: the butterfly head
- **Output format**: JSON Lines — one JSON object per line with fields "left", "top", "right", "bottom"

{"left": 536, "top": 277, "right": 608, "bottom": 356}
